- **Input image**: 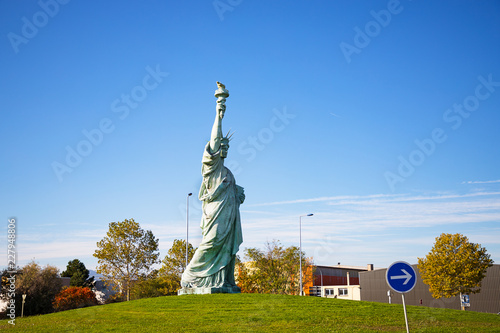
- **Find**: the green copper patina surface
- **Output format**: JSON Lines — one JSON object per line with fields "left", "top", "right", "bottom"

{"left": 179, "top": 83, "right": 244, "bottom": 295}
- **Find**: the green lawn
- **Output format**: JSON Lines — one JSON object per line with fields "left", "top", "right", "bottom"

{"left": 1, "top": 293, "right": 499, "bottom": 332}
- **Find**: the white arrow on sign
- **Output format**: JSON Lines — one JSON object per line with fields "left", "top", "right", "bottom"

{"left": 390, "top": 269, "right": 412, "bottom": 285}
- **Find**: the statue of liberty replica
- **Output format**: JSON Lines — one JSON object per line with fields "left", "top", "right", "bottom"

{"left": 179, "top": 82, "right": 244, "bottom": 294}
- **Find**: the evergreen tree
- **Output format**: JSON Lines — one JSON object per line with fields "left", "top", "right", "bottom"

{"left": 61, "top": 259, "right": 94, "bottom": 288}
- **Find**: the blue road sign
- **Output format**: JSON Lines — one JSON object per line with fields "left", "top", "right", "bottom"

{"left": 386, "top": 261, "right": 417, "bottom": 293}
{"left": 461, "top": 294, "right": 470, "bottom": 307}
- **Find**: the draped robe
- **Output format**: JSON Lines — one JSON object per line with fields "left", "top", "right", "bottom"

{"left": 180, "top": 142, "right": 243, "bottom": 288}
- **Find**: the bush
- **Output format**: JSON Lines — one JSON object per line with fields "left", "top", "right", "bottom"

{"left": 53, "top": 287, "right": 98, "bottom": 312}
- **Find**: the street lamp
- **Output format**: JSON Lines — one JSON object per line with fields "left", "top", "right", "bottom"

{"left": 21, "top": 294, "right": 26, "bottom": 317}
{"left": 299, "top": 213, "right": 313, "bottom": 296}
{"left": 186, "top": 193, "right": 193, "bottom": 271}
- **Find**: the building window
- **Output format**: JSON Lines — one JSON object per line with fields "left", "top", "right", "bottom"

{"left": 338, "top": 288, "right": 348, "bottom": 296}
{"left": 325, "top": 288, "right": 334, "bottom": 296}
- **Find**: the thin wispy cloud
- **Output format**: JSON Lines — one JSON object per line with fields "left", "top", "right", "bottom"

{"left": 251, "top": 191, "right": 500, "bottom": 208}
{"left": 249, "top": 194, "right": 403, "bottom": 207}
{"left": 3, "top": 190, "right": 498, "bottom": 270}
{"left": 236, "top": 190, "right": 500, "bottom": 267}
{"left": 243, "top": 191, "right": 500, "bottom": 236}
{"left": 19, "top": 241, "right": 97, "bottom": 261}
{"left": 462, "top": 180, "right": 500, "bottom": 184}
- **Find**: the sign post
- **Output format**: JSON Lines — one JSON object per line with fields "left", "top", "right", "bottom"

{"left": 460, "top": 293, "right": 470, "bottom": 310}
{"left": 386, "top": 261, "right": 417, "bottom": 333}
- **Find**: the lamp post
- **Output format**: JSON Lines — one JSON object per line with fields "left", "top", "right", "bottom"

{"left": 320, "top": 269, "right": 323, "bottom": 288}
{"left": 21, "top": 294, "right": 26, "bottom": 317}
{"left": 299, "top": 213, "right": 313, "bottom": 296}
{"left": 186, "top": 193, "right": 192, "bottom": 271}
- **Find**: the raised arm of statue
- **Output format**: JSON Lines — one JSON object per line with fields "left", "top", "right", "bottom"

{"left": 210, "top": 82, "right": 229, "bottom": 154}
{"left": 209, "top": 101, "right": 224, "bottom": 153}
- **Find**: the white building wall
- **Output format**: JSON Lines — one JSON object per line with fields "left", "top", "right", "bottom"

{"left": 321, "top": 285, "right": 361, "bottom": 301}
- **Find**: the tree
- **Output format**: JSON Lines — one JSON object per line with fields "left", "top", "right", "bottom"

{"left": 61, "top": 259, "right": 94, "bottom": 288}
{"left": 158, "top": 239, "right": 196, "bottom": 295}
{"left": 418, "top": 233, "right": 493, "bottom": 302}
{"left": 236, "top": 240, "right": 314, "bottom": 295}
{"left": 93, "top": 218, "right": 160, "bottom": 301}
{"left": 130, "top": 270, "right": 170, "bottom": 300}
{"left": 1, "top": 261, "right": 62, "bottom": 316}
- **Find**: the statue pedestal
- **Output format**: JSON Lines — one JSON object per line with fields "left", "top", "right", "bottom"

{"left": 177, "top": 286, "right": 241, "bottom": 295}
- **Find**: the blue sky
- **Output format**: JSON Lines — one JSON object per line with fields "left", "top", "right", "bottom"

{"left": 1, "top": 0, "right": 499, "bottom": 273}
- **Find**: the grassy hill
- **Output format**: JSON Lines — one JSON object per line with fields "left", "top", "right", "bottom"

{"left": 1, "top": 293, "right": 499, "bottom": 332}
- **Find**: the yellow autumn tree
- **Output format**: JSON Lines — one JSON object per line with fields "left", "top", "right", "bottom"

{"left": 93, "top": 218, "right": 160, "bottom": 301}
{"left": 236, "top": 240, "right": 314, "bottom": 295}
{"left": 157, "top": 239, "right": 197, "bottom": 295}
{"left": 418, "top": 233, "right": 493, "bottom": 299}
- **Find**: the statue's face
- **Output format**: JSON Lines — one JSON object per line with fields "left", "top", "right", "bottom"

{"left": 221, "top": 143, "right": 229, "bottom": 158}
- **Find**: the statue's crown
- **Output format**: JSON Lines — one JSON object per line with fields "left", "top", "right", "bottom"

{"left": 222, "top": 129, "right": 234, "bottom": 143}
